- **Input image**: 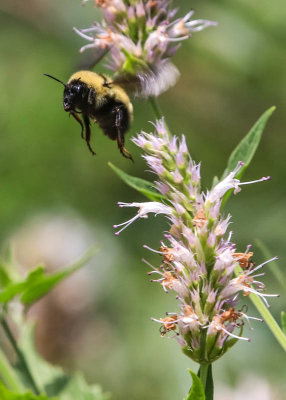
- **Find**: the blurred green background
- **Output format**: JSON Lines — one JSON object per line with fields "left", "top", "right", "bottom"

{"left": 0, "top": 0, "right": 286, "bottom": 398}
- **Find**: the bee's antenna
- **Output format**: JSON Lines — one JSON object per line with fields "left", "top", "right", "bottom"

{"left": 44, "top": 73, "right": 66, "bottom": 87}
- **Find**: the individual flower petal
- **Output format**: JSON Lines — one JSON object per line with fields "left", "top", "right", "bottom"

{"left": 113, "top": 201, "right": 173, "bottom": 235}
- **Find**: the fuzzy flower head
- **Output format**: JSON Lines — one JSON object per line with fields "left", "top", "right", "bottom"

{"left": 114, "top": 119, "right": 277, "bottom": 364}
{"left": 76, "top": 1, "right": 217, "bottom": 96}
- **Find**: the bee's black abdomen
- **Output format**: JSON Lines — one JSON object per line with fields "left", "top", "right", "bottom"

{"left": 94, "top": 99, "right": 130, "bottom": 140}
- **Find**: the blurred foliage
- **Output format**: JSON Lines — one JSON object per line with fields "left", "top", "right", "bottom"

{"left": 0, "top": 0, "right": 286, "bottom": 399}
{"left": 0, "top": 247, "right": 97, "bottom": 306}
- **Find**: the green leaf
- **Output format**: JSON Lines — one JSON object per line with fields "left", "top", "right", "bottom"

{"left": 16, "top": 321, "right": 108, "bottom": 399}
{"left": 0, "top": 262, "right": 12, "bottom": 288}
{"left": 0, "top": 247, "right": 98, "bottom": 306}
{"left": 281, "top": 312, "right": 286, "bottom": 335}
{"left": 185, "top": 368, "right": 205, "bottom": 400}
{"left": 0, "top": 381, "right": 54, "bottom": 400}
{"left": 222, "top": 106, "right": 275, "bottom": 179}
{"left": 22, "top": 246, "right": 98, "bottom": 305}
{"left": 58, "top": 374, "right": 110, "bottom": 400}
{"left": 220, "top": 106, "right": 275, "bottom": 204}
{"left": 108, "top": 162, "right": 165, "bottom": 202}
{"left": 0, "top": 282, "right": 28, "bottom": 303}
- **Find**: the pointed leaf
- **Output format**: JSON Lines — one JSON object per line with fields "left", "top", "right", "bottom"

{"left": 0, "top": 247, "right": 98, "bottom": 306}
{"left": 0, "top": 281, "right": 28, "bottom": 303}
{"left": 220, "top": 107, "right": 275, "bottom": 205}
{"left": 0, "top": 381, "right": 54, "bottom": 400}
{"left": 16, "top": 321, "right": 108, "bottom": 399}
{"left": 281, "top": 312, "right": 286, "bottom": 335}
{"left": 221, "top": 106, "right": 275, "bottom": 180}
{"left": 108, "top": 162, "right": 165, "bottom": 202}
{"left": 58, "top": 374, "right": 110, "bottom": 400}
{"left": 21, "top": 246, "right": 98, "bottom": 306}
{"left": 184, "top": 368, "right": 205, "bottom": 400}
{"left": 0, "top": 262, "right": 12, "bottom": 288}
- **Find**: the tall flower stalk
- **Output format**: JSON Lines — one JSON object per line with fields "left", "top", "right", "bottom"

{"left": 114, "top": 120, "right": 278, "bottom": 372}
{"left": 76, "top": 0, "right": 217, "bottom": 96}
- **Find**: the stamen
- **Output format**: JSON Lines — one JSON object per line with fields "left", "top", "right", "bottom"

{"left": 150, "top": 278, "right": 165, "bottom": 283}
{"left": 79, "top": 43, "right": 99, "bottom": 53}
{"left": 73, "top": 27, "right": 94, "bottom": 41}
{"left": 251, "top": 273, "right": 265, "bottom": 278}
{"left": 167, "top": 35, "right": 190, "bottom": 42}
{"left": 221, "top": 326, "right": 250, "bottom": 342}
{"left": 113, "top": 215, "right": 139, "bottom": 235}
{"left": 248, "top": 256, "right": 278, "bottom": 274}
{"left": 142, "top": 258, "right": 157, "bottom": 270}
{"left": 244, "top": 287, "right": 279, "bottom": 307}
{"left": 143, "top": 244, "right": 165, "bottom": 254}
{"left": 239, "top": 176, "right": 271, "bottom": 186}
{"left": 151, "top": 317, "right": 179, "bottom": 324}
{"left": 227, "top": 231, "right": 233, "bottom": 242}
{"left": 148, "top": 270, "right": 163, "bottom": 276}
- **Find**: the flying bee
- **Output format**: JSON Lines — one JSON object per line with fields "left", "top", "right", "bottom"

{"left": 44, "top": 70, "right": 133, "bottom": 161}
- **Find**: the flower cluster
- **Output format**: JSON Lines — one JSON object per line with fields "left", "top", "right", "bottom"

{"left": 114, "top": 119, "right": 278, "bottom": 364}
{"left": 76, "top": 1, "right": 216, "bottom": 96}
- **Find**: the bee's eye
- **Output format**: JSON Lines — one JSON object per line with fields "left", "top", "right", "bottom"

{"left": 75, "top": 85, "right": 82, "bottom": 95}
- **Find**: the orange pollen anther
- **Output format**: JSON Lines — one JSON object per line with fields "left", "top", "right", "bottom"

{"left": 162, "top": 271, "right": 177, "bottom": 289}
{"left": 97, "top": 29, "right": 113, "bottom": 41}
{"left": 160, "top": 246, "right": 174, "bottom": 263}
{"left": 220, "top": 307, "right": 241, "bottom": 323}
{"left": 160, "top": 315, "right": 178, "bottom": 336}
{"left": 169, "top": 224, "right": 180, "bottom": 238}
{"left": 184, "top": 305, "right": 194, "bottom": 317}
{"left": 233, "top": 252, "right": 254, "bottom": 268}
{"left": 148, "top": 1, "right": 157, "bottom": 8}
{"left": 193, "top": 208, "right": 207, "bottom": 228}
{"left": 95, "top": 0, "right": 107, "bottom": 7}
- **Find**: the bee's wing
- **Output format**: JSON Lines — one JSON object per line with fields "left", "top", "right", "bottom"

{"left": 74, "top": 47, "right": 110, "bottom": 71}
{"left": 112, "top": 74, "right": 141, "bottom": 95}
{"left": 113, "top": 61, "right": 180, "bottom": 98}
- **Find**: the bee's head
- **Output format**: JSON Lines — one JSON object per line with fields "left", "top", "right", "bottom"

{"left": 63, "top": 79, "right": 86, "bottom": 112}
{"left": 44, "top": 74, "right": 89, "bottom": 113}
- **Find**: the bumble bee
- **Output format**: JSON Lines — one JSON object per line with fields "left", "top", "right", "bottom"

{"left": 44, "top": 71, "right": 133, "bottom": 161}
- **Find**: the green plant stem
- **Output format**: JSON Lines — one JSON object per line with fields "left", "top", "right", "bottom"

{"left": 248, "top": 292, "right": 286, "bottom": 351}
{"left": 149, "top": 96, "right": 162, "bottom": 120}
{"left": 255, "top": 239, "right": 286, "bottom": 291}
{"left": 149, "top": 97, "right": 171, "bottom": 136}
{"left": 0, "top": 347, "right": 23, "bottom": 392}
{"left": 0, "top": 317, "right": 41, "bottom": 395}
{"left": 235, "top": 266, "right": 286, "bottom": 351}
{"left": 199, "top": 364, "right": 209, "bottom": 391}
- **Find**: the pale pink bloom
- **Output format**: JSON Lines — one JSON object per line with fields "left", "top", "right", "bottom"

{"left": 113, "top": 201, "right": 173, "bottom": 235}
{"left": 206, "top": 161, "right": 270, "bottom": 204}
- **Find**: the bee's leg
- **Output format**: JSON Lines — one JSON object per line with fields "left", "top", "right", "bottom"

{"left": 99, "top": 74, "right": 113, "bottom": 88}
{"left": 114, "top": 106, "right": 133, "bottom": 162}
{"left": 70, "top": 111, "right": 84, "bottom": 139}
{"left": 83, "top": 114, "right": 96, "bottom": 155}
